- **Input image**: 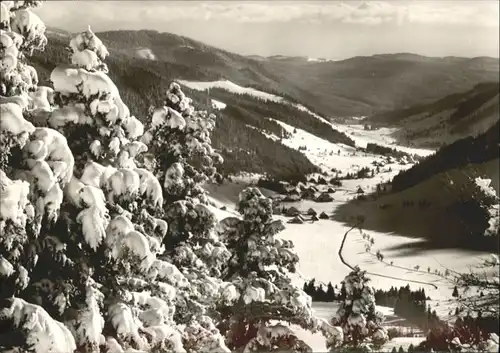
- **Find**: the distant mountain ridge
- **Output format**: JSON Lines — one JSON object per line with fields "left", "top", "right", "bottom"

{"left": 47, "top": 28, "right": 499, "bottom": 118}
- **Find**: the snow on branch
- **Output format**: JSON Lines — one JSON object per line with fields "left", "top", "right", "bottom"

{"left": 0, "top": 297, "right": 76, "bottom": 353}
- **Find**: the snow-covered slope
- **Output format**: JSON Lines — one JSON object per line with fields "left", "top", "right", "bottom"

{"left": 178, "top": 79, "right": 283, "bottom": 103}
{"left": 211, "top": 99, "right": 226, "bottom": 110}
{"left": 177, "top": 79, "right": 434, "bottom": 158}
{"left": 259, "top": 119, "right": 420, "bottom": 181}
{"left": 175, "top": 80, "right": 433, "bottom": 178}
{"left": 271, "top": 119, "right": 379, "bottom": 172}
{"left": 307, "top": 57, "right": 327, "bottom": 63}
{"left": 136, "top": 48, "right": 156, "bottom": 60}
{"left": 177, "top": 79, "right": 337, "bottom": 128}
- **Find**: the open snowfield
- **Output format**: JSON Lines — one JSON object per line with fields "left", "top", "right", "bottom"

{"left": 135, "top": 47, "right": 156, "bottom": 60}
{"left": 276, "top": 183, "right": 493, "bottom": 293}
{"left": 211, "top": 98, "right": 227, "bottom": 110}
{"left": 333, "top": 123, "right": 435, "bottom": 157}
{"left": 268, "top": 118, "right": 419, "bottom": 178}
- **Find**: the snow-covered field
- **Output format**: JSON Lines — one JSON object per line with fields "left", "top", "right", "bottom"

{"left": 135, "top": 48, "right": 156, "bottom": 60}
{"left": 333, "top": 124, "right": 434, "bottom": 157}
{"left": 268, "top": 118, "right": 415, "bottom": 177}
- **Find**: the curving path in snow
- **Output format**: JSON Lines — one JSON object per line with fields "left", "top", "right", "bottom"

{"left": 338, "top": 224, "right": 439, "bottom": 289}
{"left": 337, "top": 223, "right": 359, "bottom": 271}
{"left": 366, "top": 249, "right": 449, "bottom": 283}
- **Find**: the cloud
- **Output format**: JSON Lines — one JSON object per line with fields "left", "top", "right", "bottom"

{"left": 34, "top": 1, "right": 499, "bottom": 29}
{"left": 342, "top": 1, "right": 403, "bottom": 25}
{"left": 406, "top": 1, "right": 499, "bottom": 28}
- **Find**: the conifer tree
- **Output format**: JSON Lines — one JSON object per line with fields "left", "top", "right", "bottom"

{"left": 332, "top": 266, "right": 388, "bottom": 349}
{"left": 1, "top": 0, "right": 47, "bottom": 305}
{"left": 216, "top": 187, "right": 314, "bottom": 351}
{"left": 140, "top": 81, "right": 234, "bottom": 338}
{"left": 340, "top": 282, "right": 347, "bottom": 300}
{"left": 216, "top": 188, "right": 343, "bottom": 351}
{"left": 326, "top": 282, "right": 335, "bottom": 301}
{"left": 1, "top": 5, "right": 231, "bottom": 352}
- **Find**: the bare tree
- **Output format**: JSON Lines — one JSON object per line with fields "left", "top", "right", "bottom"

{"left": 436, "top": 255, "right": 499, "bottom": 317}
{"left": 453, "top": 256, "right": 499, "bottom": 316}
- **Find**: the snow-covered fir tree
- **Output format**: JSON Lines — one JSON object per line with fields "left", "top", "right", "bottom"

{"left": 0, "top": 3, "right": 231, "bottom": 352}
{"left": 139, "top": 77, "right": 236, "bottom": 349}
{"left": 216, "top": 187, "right": 343, "bottom": 352}
{"left": 0, "top": 2, "right": 79, "bottom": 352}
{"left": 332, "top": 266, "right": 388, "bottom": 351}
{"left": 473, "top": 177, "right": 499, "bottom": 237}
{"left": 0, "top": 0, "right": 47, "bottom": 307}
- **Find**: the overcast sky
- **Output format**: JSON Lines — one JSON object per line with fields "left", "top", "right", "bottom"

{"left": 35, "top": 0, "right": 499, "bottom": 60}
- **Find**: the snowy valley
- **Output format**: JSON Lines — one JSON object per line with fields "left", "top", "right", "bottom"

{"left": 182, "top": 79, "right": 500, "bottom": 351}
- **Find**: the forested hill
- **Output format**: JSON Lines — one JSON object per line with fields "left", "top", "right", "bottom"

{"left": 368, "top": 82, "right": 499, "bottom": 148}
{"left": 391, "top": 120, "right": 500, "bottom": 193}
